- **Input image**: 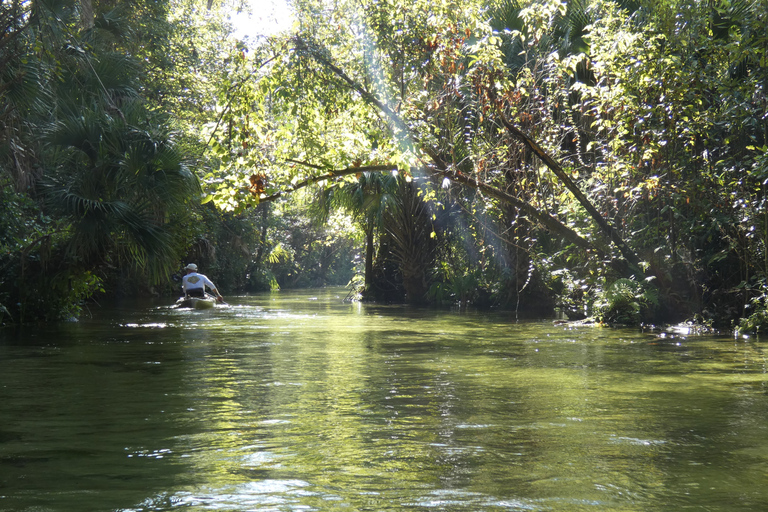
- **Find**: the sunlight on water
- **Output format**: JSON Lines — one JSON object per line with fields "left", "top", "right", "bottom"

{"left": 1, "top": 288, "right": 768, "bottom": 511}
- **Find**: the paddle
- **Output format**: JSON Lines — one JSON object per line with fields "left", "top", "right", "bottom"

{"left": 206, "top": 292, "right": 228, "bottom": 306}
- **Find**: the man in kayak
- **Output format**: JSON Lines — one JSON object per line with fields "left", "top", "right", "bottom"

{"left": 182, "top": 263, "right": 224, "bottom": 302}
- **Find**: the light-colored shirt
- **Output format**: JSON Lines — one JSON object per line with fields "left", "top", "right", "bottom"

{"left": 182, "top": 272, "right": 217, "bottom": 293}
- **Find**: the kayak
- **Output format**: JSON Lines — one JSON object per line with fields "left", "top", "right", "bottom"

{"left": 174, "top": 295, "right": 216, "bottom": 309}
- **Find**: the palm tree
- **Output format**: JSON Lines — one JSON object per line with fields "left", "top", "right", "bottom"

{"left": 42, "top": 100, "right": 198, "bottom": 282}
{"left": 324, "top": 171, "right": 439, "bottom": 303}
{"left": 379, "top": 175, "right": 438, "bottom": 304}
{"left": 318, "top": 171, "right": 399, "bottom": 296}
{"left": 1, "top": 0, "right": 200, "bottom": 321}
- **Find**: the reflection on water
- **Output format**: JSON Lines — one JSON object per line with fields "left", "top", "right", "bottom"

{"left": 1, "top": 288, "right": 768, "bottom": 511}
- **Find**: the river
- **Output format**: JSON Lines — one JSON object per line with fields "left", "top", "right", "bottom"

{"left": 1, "top": 288, "right": 767, "bottom": 511}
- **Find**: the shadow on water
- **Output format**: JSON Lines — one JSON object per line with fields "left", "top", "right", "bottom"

{"left": 2, "top": 288, "right": 768, "bottom": 511}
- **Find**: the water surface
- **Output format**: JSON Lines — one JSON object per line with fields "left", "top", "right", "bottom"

{"left": 1, "top": 288, "right": 767, "bottom": 511}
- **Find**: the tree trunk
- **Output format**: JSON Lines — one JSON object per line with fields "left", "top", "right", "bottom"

{"left": 364, "top": 221, "right": 374, "bottom": 291}
{"left": 79, "top": 0, "right": 94, "bottom": 31}
{"left": 492, "top": 101, "right": 644, "bottom": 273}
{"left": 253, "top": 203, "right": 269, "bottom": 268}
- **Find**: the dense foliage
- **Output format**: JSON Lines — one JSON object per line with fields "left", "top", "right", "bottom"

{"left": 2, "top": 0, "right": 767, "bottom": 330}
{"left": 2, "top": 0, "right": 197, "bottom": 320}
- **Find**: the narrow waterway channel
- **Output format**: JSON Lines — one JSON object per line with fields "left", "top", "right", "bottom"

{"left": 1, "top": 288, "right": 767, "bottom": 511}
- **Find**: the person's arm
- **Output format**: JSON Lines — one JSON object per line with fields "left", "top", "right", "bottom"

{"left": 203, "top": 275, "right": 223, "bottom": 300}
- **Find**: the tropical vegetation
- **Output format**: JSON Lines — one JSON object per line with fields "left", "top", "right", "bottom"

{"left": 1, "top": 0, "right": 766, "bottom": 331}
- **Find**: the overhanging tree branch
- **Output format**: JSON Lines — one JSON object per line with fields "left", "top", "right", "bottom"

{"left": 430, "top": 167, "right": 600, "bottom": 254}
{"left": 489, "top": 90, "right": 643, "bottom": 270}
{"left": 260, "top": 164, "right": 395, "bottom": 202}
{"left": 262, "top": 158, "right": 601, "bottom": 256}
{"left": 291, "top": 35, "right": 603, "bottom": 255}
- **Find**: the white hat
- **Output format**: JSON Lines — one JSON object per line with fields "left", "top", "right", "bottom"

{"left": 185, "top": 263, "right": 198, "bottom": 271}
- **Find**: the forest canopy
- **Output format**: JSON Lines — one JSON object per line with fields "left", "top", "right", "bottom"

{"left": 1, "top": 0, "right": 767, "bottom": 330}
